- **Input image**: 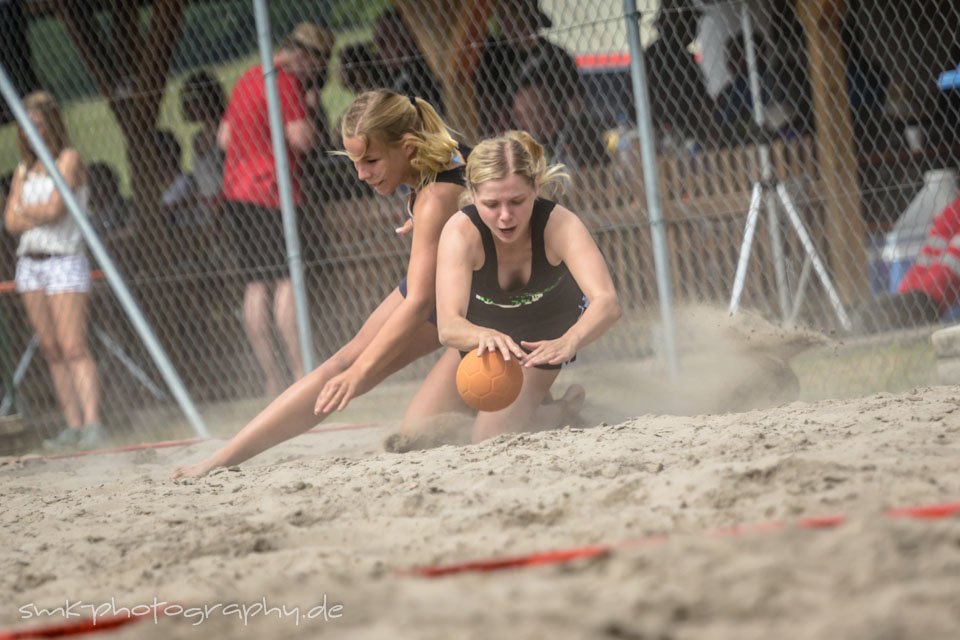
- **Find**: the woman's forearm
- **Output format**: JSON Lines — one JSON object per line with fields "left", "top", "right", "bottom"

{"left": 20, "top": 200, "right": 66, "bottom": 224}
{"left": 207, "top": 357, "right": 350, "bottom": 468}
{"left": 351, "top": 298, "right": 433, "bottom": 379}
{"left": 564, "top": 294, "right": 622, "bottom": 351}
{"left": 5, "top": 207, "right": 36, "bottom": 235}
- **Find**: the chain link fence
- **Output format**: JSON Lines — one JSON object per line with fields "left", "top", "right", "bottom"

{"left": 0, "top": 0, "right": 958, "bottom": 450}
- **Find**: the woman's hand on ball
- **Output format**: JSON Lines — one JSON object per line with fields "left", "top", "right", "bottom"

{"left": 476, "top": 331, "right": 525, "bottom": 362}
{"left": 520, "top": 335, "right": 577, "bottom": 368}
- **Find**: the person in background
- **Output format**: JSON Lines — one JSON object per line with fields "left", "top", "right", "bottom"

{"left": 645, "top": 1, "right": 714, "bottom": 147}
{"left": 296, "top": 25, "right": 340, "bottom": 220}
{"left": 1, "top": 171, "right": 16, "bottom": 269}
{"left": 86, "top": 162, "right": 135, "bottom": 240}
{"left": 473, "top": 0, "right": 583, "bottom": 137}
{"left": 180, "top": 70, "right": 226, "bottom": 212}
{"left": 711, "top": 32, "right": 770, "bottom": 145}
{"left": 85, "top": 162, "right": 136, "bottom": 271}
{"left": 297, "top": 23, "right": 336, "bottom": 151}
{"left": 3, "top": 91, "right": 104, "bottom": 450}
{"left": 219, "top": 22, "right": 320, "bottom": 396}
{"left": 511, "top": 69, "right": 609, "bottom": 169}
{"left": 154, "top": 129, "right": 210, "bottom": 229}
{"left": 338, "top": 42, "right": 388, "bottom": 96}
{"left": 373, "top": 8, "right": 444, "bottom": 112}
{"left": 840, "top": 7, "right": 890, "bottom": 155}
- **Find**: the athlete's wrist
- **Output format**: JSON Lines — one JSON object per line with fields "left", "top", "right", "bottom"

{"left": 563, "top": 329, "right": 583, "bottom": 352}
{"left": 349, "top": 358, "right": 374, "bottom": 379}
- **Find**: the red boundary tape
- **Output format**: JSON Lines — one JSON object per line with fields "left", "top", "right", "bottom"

{"left": 0, "top": 602, "right": 196, "bottom": 639}
{"left": 3, "top": 422, "right": 384, "bottom": 465}
{"left": 405, "top": 501, "right": 960, "bottom": 578}
{"left": 0, "top": 605, "right": 170, "bottom": 640}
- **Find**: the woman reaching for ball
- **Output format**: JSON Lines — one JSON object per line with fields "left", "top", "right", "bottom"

{"left": 405, "top": 130, "right": 621, "bottom": 443}
{"left": 172, "top": 90, "right": 469, "bottom": 478}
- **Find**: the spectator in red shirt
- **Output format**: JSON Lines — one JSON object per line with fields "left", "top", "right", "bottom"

{"left": 219, "top": 21, "right": 332, "bottom": 396}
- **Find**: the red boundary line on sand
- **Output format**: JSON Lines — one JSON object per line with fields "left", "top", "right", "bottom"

{"left": 0, "top": 604, "right": 175, "bottom": 640}
{"left": 0, "top": 615, "right": 140, "bottom": 639}
{"left": 8, "top": 437, "right": 209, "bottom": 463}
{"left": 307, "top": 422, "right": 380, "bottom": 435}
{"left": 405, "top": 500, "right": 960, "bottom": 578}
{"left": 4, "top": 423, "right": 383, "bottom": 465}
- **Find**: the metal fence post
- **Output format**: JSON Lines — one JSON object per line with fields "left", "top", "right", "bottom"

{"left": 624, "top": 0, "right": 678, "bottom": 377}
{"left": 253, "top": 0, "right": 315, "bottom": 372}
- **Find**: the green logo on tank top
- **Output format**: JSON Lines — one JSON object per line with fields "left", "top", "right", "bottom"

{"left": 474, "top": 275, "right": 563, "bottom": 309}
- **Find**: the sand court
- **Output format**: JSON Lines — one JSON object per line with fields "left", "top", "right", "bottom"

{"left": 2, "top": 361, "right": 959, "bottom": 639}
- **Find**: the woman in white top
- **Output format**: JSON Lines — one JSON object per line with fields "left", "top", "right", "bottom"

{"left": 3, "top": 91, "right": 103, "bottom": 451}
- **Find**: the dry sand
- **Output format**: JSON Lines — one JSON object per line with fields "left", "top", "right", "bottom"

{"left": 2, "top": 308, "right": 959, "bottom": 639}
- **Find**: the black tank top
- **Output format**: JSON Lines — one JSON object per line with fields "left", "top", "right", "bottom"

{"left": 407, "top": 164, "right": 466, "bottom": 215}
{"left": 462, "top": 198, "right": 585, "bottom": 345}
{"left": 397, "top": 159, "right": 467, "bottom": 324}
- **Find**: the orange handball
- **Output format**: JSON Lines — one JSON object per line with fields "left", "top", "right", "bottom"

{"left": 456, "top": 348, "right": 524, "bottom": 412}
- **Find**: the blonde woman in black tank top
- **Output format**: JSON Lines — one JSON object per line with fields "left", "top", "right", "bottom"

{"left": 418, "top": 131, "right": 620, "bottom": 444}
{"left": 173, "top": 91, "right": 467, "bottom": 478}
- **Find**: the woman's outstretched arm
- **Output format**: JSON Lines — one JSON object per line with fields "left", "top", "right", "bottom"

{"left": 312, "top": 182, "right": 462, "bottom": 413}
{"left": 171, "top": 286, "right": 411, "bottom": 478}
{"left": 521, "top": 206, "right": 621, "bottom": 368}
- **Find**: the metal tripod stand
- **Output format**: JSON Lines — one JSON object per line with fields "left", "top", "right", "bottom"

{"left": 726, "top": 5, "right": 851, "bottom": 331}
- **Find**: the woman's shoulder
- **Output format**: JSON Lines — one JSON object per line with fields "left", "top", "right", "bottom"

{"left": 22, "top": 147, "right": 78, "bottom": 177}
{"left": 413, "top": 177, "right": 465, "bottom": 214}
{"left": 542, "top": 202, "right": 584, "bottom": 234}
{"left": 442, "top": 210, "right": 482, "bottom": 245}
{"left": 57, "top": 147, "right": 83, "bottom": 163}
{"left": 538, "top": 197, "right": 573, "bottom": 217}
{"left": 49, "top": 148, "right": 84, "bottom": 174}
{"left": 58, "top": 148, "right": 86, "bottom": 182}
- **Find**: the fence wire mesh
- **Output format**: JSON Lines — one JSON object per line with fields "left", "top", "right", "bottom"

{"left": 0, "top": 0, "right": 958, "bottom": 451}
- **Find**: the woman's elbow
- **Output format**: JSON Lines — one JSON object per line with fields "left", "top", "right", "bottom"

{"left": 435, "top": 314, "right": 460, "bottom": 348}
{"left": 597, "top": 292, "right": 622, "bottom": 324}
{"left": 611, "top": 297, "right": 623, "bottom": 323}
{"left": 436, "top": 326, "right": 453, "bottom": 348}
{"left": 4, "top": 214, "right": 21, "bottom": 235}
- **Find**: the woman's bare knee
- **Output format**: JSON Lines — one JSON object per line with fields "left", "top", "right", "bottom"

{"left": 59, "top": 342, "right": 90, "bottom": 363}
{"left": 37, "top": 341, "right": 63, "bottom": 363}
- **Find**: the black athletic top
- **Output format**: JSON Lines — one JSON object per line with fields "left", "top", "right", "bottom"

{"left": 462, "top": 198, "right": 585, "bottom": 368}
{"left": 398, "top": 160, "right": 468, "bottom": 324}
{"left": 406, "top": 145, "right": 470, "bottom": 215}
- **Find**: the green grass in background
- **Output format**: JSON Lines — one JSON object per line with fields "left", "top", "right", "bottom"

{"left": 0, "top": 26, "right": 372, "bottom": 194}
{"left": 793, "top": 332, "right": 938, "bottom": 401}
